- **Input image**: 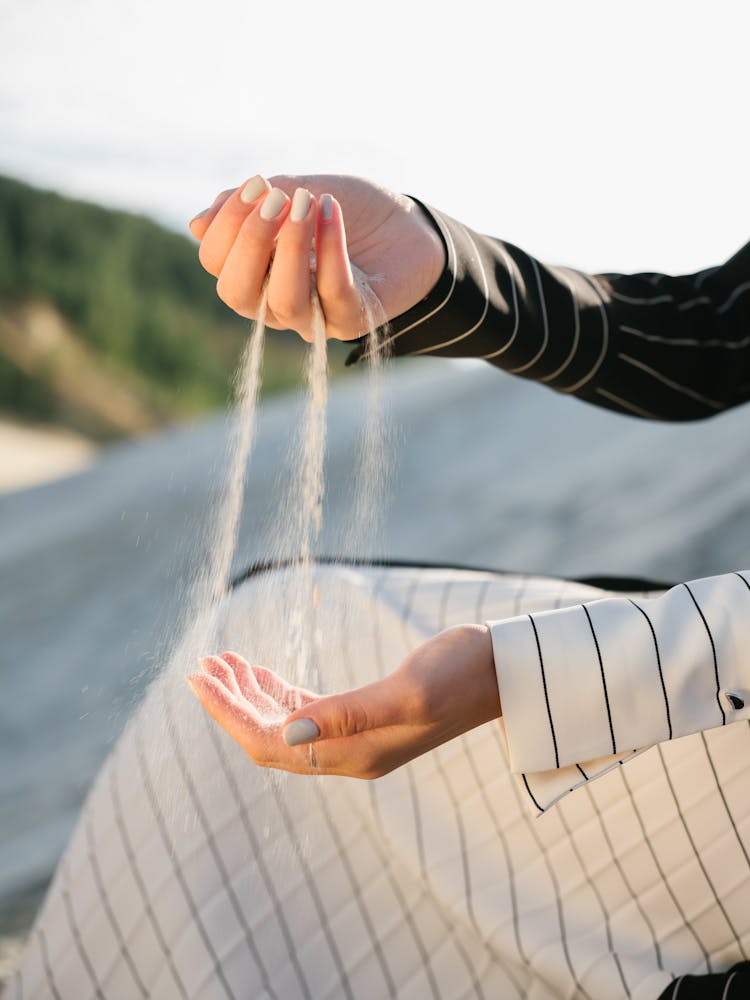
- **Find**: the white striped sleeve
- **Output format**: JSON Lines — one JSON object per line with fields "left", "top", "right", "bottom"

{"left": 488, "top": 570, "right": 750, "bottom": 813}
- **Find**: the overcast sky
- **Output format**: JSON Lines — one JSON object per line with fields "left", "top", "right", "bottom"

{"left": 1, "top": 0, "right": 747, "bottom": 274}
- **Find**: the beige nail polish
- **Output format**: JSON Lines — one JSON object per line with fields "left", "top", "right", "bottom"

{"left": 290, "top": 188, "right": 312, "bottom": 222}
{"left": 259, "top": 188, "right": 288, "bottom": 221}
{"left": 240, "top": 174, "right": 267, "bottom": 204}
{"left": 319, "top": 193, "right": 334, "bottom": 220}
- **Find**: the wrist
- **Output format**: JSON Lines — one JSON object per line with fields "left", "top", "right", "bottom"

{"left": 457, "top": 623, "right": 502, "bottom": 725}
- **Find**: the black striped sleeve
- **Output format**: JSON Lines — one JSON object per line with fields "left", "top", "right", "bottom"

{"left": 347, "top": 201, "right": 750, "bottom": 422}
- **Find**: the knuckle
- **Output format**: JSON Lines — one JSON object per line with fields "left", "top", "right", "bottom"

{"left": 319, "top": 284, "right": 359, "bottom": 322}
{"left": 339, "top": 697, "right": 370, "bottom": 738}
{"left": 318, "top": 272, "right": 352, "bottom": 299}
{"left": 215, "top": 277, "right": 248, "bottom": 316}
{"left": 269, "top": 298, "right": 308, "bottom": 330}
{"left": 237, "top": 215, "right": 273, "bottom": 248}
{"left": 197, "top": 243, "right": 219, "bottom": 275}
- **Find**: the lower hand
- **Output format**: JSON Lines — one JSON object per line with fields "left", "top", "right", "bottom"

{"left": 188, "top": 174, "right": 445, "bottom": 342}
{"left": 187, "top": 625, "right": 501, "bottom": 778}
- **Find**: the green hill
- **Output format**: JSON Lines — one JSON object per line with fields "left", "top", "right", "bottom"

{"left": 0, "top": 175, "right": 348, "bottom": 439}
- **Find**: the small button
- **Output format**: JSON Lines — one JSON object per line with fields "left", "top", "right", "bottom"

{"left": 724, "top": 690, "right": 745, "bottom": 710}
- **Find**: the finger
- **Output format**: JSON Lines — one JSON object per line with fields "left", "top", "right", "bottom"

{"left": 198, "top": 174, "right": 271, "bottom": 276}
{"left": 218, "top": 651, "right": 284, "bottom": 717}
{"left": 201, "top": 654, "right": 242, "bottom": 699}
{"left": 315, "top": 193, "right": 363, "bottom": 340}
{"left": 266, "top": 188, "right": 317, "bottom": 341}
{"left": 188, "top": 187, "right": 236, "bottom": 240}
{"left": 282, "top": 679, "right": 400, "bottom": 746}
{"left": 187, "top": 673, "right": 270, "bottom": 751}
{"left": 218, "top": 651, "right": 261, "bottom": 699}
{"left": 188, "top": 674, "right": 316, "bottom": 774}
{"left": 215, "top": 187, "right": 292, "bottom": 318}
{"left": 251, "top": 664, "right": 318, "bottom": 713}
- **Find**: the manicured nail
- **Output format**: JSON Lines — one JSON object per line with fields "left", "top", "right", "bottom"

{"left": 189, "top": 208, "right": 208, "bottom": 224}
{"left": 259, "top": 187, "right": 288, "bottom": 220}
{"left": 319, "top": 193, "right": 334, "bottom": 221}
{"left": 240, "top": 174, "right": 267, "bottom": 204}
{"left": 290, "top": 187, "right": 312, "bottom": 222}
{"left": 283, "top": 718, "right": 320, "bottom": 746}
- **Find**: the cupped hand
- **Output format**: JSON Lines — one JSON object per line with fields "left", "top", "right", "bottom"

{"left": 187, "top": 625, "right": 501, "bottom": 778}
{"left": 188, "top": 174, "right": 446, "bottom": 342}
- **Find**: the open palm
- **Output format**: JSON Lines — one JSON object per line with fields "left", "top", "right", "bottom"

{"left": 187, "top": 625, "right": 500, "bottom": 779}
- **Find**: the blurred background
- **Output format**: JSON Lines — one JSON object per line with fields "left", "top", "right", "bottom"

{"left": 1, "top": 0, "right": 748, "bottom": 981}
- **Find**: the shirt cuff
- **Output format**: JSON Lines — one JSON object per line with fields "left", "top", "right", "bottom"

{"left": 488, "top": 570, "right": 750, "bottom": 813}
{"left": 346, "top": 199, "right": 462, "bottom": 365}
{"left": 346, "top": 200, "right": 607, "bottom": 397}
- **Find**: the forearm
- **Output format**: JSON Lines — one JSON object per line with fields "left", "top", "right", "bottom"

{"left": 349, "top": 203, "right": 750, "bottom": 421}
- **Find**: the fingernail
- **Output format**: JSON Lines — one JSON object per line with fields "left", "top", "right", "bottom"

{"left": 283, "top": 718, "right": 320, "bottom": 746}
{"left": 319, "top": 193, "right": 334, "bottom": 221}
{"left": 259, "top": 187, "right": 288, "bottom": 220}
{"left": 290, "top": 187, "right": 312, "bottom": 222}
{"left": 189, "top": 208, "right": 208, "bottom": 224}
{"left": 240, "top": 174, "right": 267, "bottom": 204}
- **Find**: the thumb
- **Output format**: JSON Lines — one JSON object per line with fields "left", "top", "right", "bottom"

{"left": 282, "top": 680, "right": 396, "bottom": 747}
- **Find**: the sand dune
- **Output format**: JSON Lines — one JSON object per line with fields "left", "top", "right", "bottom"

{"left": 0, "top": 419, "right": 97, "bottom": 493}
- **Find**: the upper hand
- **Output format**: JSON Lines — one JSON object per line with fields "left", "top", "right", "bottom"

{"left": 188, "top": 174, "right": 446, "bottom": 342}
{"left": 187, "top": 625, "right": 501, "bottom": 778}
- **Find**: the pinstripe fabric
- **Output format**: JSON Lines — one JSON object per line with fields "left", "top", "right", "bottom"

{"left": 489, "top": 569, "right": 750, "bottom": 812}
{"left": 346, "top": 204, "right": 750, "bottom": 424}
{"left": 12, "top": 565, "right": 750, "bottom": 999}
{"left": 348, "top": 207, "right": 750, "bottom": 830}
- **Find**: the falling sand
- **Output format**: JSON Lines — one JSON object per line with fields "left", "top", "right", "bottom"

{"left": 140, "top": 275, "right": 392, "bottom": 801}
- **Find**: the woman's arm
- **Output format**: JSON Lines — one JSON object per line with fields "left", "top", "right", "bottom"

{"left": 189, "top": 176, "right": 750, "bottom": 812}
{"left": 187, "top": 625, "right": 499, "bottom": 779}
{"left": 190, "top": 174, "right": 750, "bottom": 420}
{"left": 347, "top": 201, "right": 750, "bottom": 421}
{"left": 188, "top": 569, "right": 750, "bottom": 814}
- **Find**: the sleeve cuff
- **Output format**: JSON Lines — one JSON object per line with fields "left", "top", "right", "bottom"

{"left": 346, "top": 200, "right": 613, "bottom": 402}
{"left": 346, "top": 199, "right": 462, "bottom": 365}
{"left": 488, "top": 570, "right": 750, "bottom": 814}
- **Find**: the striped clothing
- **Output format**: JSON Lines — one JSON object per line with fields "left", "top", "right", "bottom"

{"left": 11, "top": 218, "right": 750, "bottom": 998}
{"left": 350, "top": 204, "right": 750, "bottom": 814}
{"left": 349, "top": 202, "right": 750, "bottom": 423}
{"left": 11, "top": 565, "right": 750, "bottom": 999}
{"left": 352, "top": 210, "right": 750, "bottom": 995}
